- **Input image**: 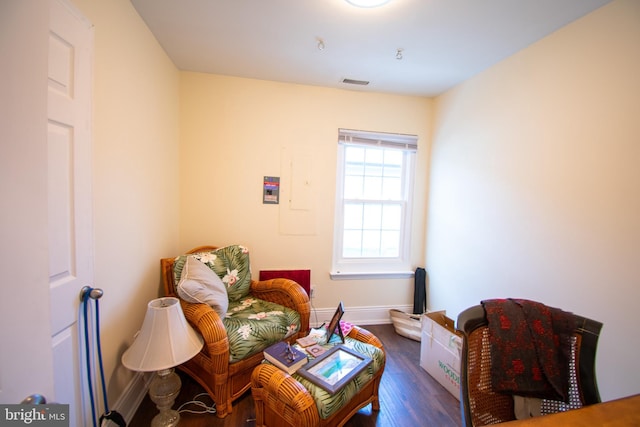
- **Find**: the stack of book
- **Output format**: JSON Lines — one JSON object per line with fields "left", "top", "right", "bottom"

{"left": 263, "top": 341, "right": 308, "bottom": 374}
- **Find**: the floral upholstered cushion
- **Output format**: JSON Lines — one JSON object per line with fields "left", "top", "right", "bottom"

{"left": 281, "top": 336, "right": 385, "bottom": 419}
{"left": 173, "top": 245, "right": 252, "bottom": 302}
{"left": 225, "top": 297, "right": 301, "bottom": 363}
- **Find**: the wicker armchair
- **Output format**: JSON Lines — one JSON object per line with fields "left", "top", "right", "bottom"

{"left": 161, "top": 245, "right": 311, "bottom": 418}
{"left": 457, "top": 303, "right": 602, "bottom": 427}
{"left": 251, "top": 325, "right": 385, "bottom": 427}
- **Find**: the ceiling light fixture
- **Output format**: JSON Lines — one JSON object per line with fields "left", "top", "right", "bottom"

{"left": 345, "top": 0, "right": 391, "bottom": 8}
{"left": 396, "top": 48, "right": 403, "bottom": 60}
{"left": 317, "top": 38, "right": 325, "bottom": 51}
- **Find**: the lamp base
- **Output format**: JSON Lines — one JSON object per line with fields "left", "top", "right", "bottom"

{"left": 151, "top": 409, "right": 179, "bottom": 427}
{"left": 149, "top": 368, "right": 181, "bottom": 427}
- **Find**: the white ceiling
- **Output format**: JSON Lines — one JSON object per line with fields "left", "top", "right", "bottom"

{"left": 130, "top": 0, "right": 611, "bottom": 97}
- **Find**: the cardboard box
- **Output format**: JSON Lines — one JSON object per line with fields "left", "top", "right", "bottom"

{"left": 419, "top": 311, "right": 463, "bottom": 400}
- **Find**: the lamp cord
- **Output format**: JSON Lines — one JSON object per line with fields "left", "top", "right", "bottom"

{"left": 176, "top": 392, "right": 216, "bottom": 415}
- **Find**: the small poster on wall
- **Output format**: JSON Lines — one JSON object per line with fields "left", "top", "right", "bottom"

{"left": 263, "top": 176, "right": 280, "bottom": 204}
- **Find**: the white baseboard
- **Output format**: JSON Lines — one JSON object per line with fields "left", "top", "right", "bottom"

{"left": 109, "top": 371, "right": 151, "bottom": 425}
{"left": 309, "top": 303, "right": 414, "bottom": 327}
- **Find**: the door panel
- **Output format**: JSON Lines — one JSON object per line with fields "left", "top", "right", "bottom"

{"left": 48, "top": 0, "right": 93, "bottom": 425}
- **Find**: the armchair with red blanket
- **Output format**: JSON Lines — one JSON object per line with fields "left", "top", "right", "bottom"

{"left": 456, "top": 300, "right": 602, "bottom": 427}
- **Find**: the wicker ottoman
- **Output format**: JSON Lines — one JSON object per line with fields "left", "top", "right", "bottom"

{"left": 251, "top": 325, "right": 386, "bottom": 427}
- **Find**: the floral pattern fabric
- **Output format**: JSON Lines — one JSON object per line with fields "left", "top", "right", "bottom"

{"left": 225, "top": 297, "right": 300, "bottom": 362}
{"left": 173, "top": 245, "right": 252, "bottom": 302}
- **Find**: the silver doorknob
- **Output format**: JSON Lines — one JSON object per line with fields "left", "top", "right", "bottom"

{"left": 80, "top": 285, "right": 104, "bottom": 301}
{"left": 21, "top": 394, "right": 47, "bottom": 404}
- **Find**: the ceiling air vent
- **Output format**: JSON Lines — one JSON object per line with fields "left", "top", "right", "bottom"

{"left": 342, "top": 78, "right": 370, "bottom": 86}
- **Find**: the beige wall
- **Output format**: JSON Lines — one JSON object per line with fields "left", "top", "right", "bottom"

{"left": 180, "top": 72, "right": 432, "bottom": 313}
{"left": 428, "top": 0, "right": 640, "bottom": 400}
{"left": 72, "top": 0, "right": 180, "bottom": 408}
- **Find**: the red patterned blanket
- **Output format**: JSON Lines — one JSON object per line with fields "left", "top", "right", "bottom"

{"left": 481, "top": 299, "right": 574, "bottom": 402}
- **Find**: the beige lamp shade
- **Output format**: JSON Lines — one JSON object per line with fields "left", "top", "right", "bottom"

{"left": 122, "top": 297, "right": 203, "bottom": 372}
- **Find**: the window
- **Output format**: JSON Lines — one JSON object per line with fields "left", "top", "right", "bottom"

{"left": 331, "top": 129, "right": 417, "bottom": 279}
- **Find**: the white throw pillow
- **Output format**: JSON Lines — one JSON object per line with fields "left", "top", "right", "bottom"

{"left": 177, "top": 256, "right": 228, "bottom": 318}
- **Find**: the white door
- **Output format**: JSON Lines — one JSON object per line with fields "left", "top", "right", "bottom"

{"left": 0, "top": 0, "right": 52, "bottom": 408}
{"left": 48, "top": 0, "right": 93, "bottom": 425}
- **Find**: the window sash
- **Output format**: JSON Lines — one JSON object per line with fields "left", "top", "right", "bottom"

{"left": 341, "top": 200, "right": 405, "bottom": 258}
{"left": 332, "top": 129, "right": 417, "bottom": 278}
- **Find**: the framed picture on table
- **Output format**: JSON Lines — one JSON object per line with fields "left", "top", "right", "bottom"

{"left": 296, "top": 345, "right": 371, "bottom": 394}
{"left": 326, "top": 301, "right": 344, "bottom": 343}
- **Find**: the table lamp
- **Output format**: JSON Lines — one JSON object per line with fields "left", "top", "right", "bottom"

{"left": 122, "top": 297, "right": 203, "bottom": 427}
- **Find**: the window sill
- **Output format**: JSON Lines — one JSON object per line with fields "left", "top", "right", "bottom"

{"left": 329, "top": 271, "right": 415, "bottom": 280}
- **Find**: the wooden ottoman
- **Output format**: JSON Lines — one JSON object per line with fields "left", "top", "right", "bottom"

{"left": 251, "top": 325, "right": 386, "bottom": 427}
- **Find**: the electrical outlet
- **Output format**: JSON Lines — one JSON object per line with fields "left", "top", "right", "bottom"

{"left": 310, "top": 286, "right": 316, "bottom": 298}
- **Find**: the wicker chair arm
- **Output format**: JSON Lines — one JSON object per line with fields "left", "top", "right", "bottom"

{"left": 179, "top": 300, "right": 230, "bottom": 361}
{"left": 251, "top": 278, "right": 311, "bottom": 333}
{"left": 251, "top": 364, "right": 321, "bottom": 425}
{"left": 347, "top": 324, "right": 384, "bottom": 350}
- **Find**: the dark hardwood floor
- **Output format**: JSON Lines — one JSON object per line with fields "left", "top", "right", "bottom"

{"left": 129, "top": 324, "right": 462, "bottom": 426}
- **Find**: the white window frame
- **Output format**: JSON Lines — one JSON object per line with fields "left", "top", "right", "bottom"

{"left": 331, "top": 129, "right": 417, "bottom": 280}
